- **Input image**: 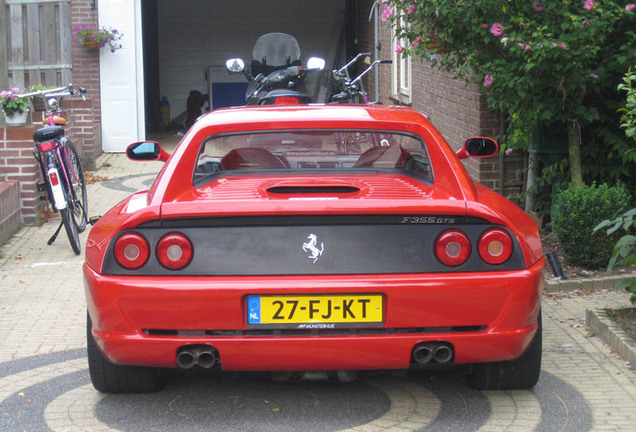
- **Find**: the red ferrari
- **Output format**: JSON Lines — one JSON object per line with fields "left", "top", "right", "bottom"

{"left": 84, "top": 105, "right": 544, "bottom": 393}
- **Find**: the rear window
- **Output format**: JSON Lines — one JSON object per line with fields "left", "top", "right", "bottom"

{"left": 194, "top": 130, "right": 432, "bottom": 183}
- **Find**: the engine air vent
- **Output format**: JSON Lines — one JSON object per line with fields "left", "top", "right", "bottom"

{"left": 267, "top": 186, "right": 360, "bottom": 194}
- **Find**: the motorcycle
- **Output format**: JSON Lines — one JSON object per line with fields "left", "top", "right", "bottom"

{"left": 225, "top": 32, "right": 325, "bottom": 105}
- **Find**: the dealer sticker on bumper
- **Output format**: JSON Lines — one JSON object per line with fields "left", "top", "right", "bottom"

{"left": 247, "top": 294, "right": 383, "bottom": 328}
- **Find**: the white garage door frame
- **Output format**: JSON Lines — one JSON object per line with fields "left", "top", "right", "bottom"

{"left": 98, "top": 0, "right": 145, "bottom": 153}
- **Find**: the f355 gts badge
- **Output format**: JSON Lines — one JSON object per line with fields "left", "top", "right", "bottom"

{"left": 302, "top": 234, "right": 324, "bottom": 263}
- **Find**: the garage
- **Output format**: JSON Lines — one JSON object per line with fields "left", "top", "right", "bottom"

{"left": 99, "top": 0, "right": 355, "bottom": 151}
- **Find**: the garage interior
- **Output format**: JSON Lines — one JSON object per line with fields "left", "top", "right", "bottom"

{"left": 140, "top": 0, "right": 357, "bottom": 134}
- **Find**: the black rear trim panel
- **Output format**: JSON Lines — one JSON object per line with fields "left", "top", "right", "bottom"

{"left": 102, "top": 215, "right": 525, "bottom": 275}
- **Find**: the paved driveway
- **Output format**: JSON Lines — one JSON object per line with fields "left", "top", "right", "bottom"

{"left": 1, "top": 153, "right": 635, "bottom": 431}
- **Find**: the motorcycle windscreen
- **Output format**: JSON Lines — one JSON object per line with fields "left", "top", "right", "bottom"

{"left": 252, "top": 32, "right": 301, "bottom": 67}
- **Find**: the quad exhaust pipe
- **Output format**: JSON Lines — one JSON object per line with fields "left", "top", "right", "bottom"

{"left": 412, "top": 342, "right": 454, "bottom": 365}
{"left": 176, "top": 345, "right": 218, "bottom": 369}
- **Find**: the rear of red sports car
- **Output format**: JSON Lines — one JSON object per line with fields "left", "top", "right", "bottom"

{"left": 84, "top": 105, "right": 544, "bottom": 393}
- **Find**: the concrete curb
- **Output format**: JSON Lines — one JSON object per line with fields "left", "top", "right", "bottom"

{"left": 545, "top": 273, "right": 633, "bottom": 293}
{"left": 586, "top": 308, "right": 636, "bottom": 370}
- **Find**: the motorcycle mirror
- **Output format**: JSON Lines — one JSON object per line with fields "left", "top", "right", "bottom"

{"left": 226, "top": 58, "right": 245, "bottom": 73}
{"left": 306, "top": 57, "right": 326, "bottom": 71}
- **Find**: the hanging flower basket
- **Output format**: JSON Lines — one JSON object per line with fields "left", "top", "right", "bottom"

{"left": 82, "top": 39, "right": 101, "bottom": 50}
{"left": 73, "top": 25, "right": 123, "bottom": 53}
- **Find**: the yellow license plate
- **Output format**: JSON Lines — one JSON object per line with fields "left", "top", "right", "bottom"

{"left": 247, "top": 295, "right": 383, "bottom": 328}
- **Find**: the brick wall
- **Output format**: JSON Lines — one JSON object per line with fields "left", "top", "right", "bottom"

{"left": 70, "top": 0, "right": 102, "bottom": 168}
{"left": 0, "top": 125, "right": 41, "bottom": 224}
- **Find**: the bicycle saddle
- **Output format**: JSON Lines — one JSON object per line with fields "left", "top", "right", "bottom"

{"left": 33, "top": 126, "right": 65, "bottom": 142}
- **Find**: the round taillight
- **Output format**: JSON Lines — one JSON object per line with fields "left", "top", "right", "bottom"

{"left": 156, "top": 232, "right": 193, "bottom": 270}
{"left": 478, "top": 228, "right": 513, "bottom": 265}
{"left": 114, "top": 232, "right": 150, "bottom": 269}
{"left": 435, "top": 229, "right": 471, "bottom": 267}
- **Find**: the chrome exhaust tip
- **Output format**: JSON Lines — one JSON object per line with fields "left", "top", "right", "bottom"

{"left": 176, "top": 345, "right": 218, "bottom": 369}
{"left": 412, "top": 343, "right": 434, "bottom": 364}
{"left": 412, "top": 342, "right": 454, "bottom": 365}
{"left": 196, "top": 349, "right": 217, "bottom": 369}
{"left": 433, "top": 344, "right": 454, "bottom": 364}
{"left": 176, "top": 349, "right": 197, "bottom": 369}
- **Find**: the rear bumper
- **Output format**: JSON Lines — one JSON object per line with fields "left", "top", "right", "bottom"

{"left": 84, "top": 259, "right": 544, "bottom": 370}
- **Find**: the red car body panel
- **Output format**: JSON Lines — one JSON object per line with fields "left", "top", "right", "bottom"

{"left": 84, "top": 259, "right": 543, "bottom": 369}
{"left": 84, "top": 105, "right": 544, "bottom": 372}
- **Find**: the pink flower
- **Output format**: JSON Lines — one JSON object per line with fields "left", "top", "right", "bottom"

{"left": 490, "top": 23, "right": 504, "bottom": 37}
{"left": 381, "top": 6, "right": 395, "bottom": 21}
{"left": 11, "top": 87, "right": 19, "bottom": 93}
{"left": 583, "top": 20, "right": 590, "bottom": 27}
{"left": 524, "top": 44, "right": 532, "bottom": 51}
{"left": 411, "top": 37, "right": 422, "bottom": 47}
{"left": 0, "top": 90, "right": 8, "bottom": 97}
{"left": 482, "top": 23, "right": 489, "bottom": 29}
{"left": 589, "top": 73, "right": 598, "bottom": 79}
{"left": 505, "top": 148, "right": 514, "bottom": 156}
{"left": 626, "top": 4, "right": 635, "bottom": 11}
{"left": 583, "top": 0, "right": 594, "bottom": 10}
{"left": 407, "top": 4, "right": 416, "bottom": 14}
{"left": 534, "top": 2, "right": 543, "bottom": 12}
{"left": 483, "top": 74, "right": 494, "bottom": 87}
{"left": 395, "top": 44, "right": 404, "bottom": 54}
{"left": 559, "top": 42, "right": 567, "bottom": 49}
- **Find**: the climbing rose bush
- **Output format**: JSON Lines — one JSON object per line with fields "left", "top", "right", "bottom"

{"left": 384, "top": 0, "right": 636, "bottom": 184}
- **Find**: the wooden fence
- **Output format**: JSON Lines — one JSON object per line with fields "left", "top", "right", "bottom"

{"left": 1, "top": 0, "right": 72, "bottom": 90}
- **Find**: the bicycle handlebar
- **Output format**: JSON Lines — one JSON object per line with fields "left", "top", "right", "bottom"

{"left": 349, "top": 59, "right": 393, "bottom": 86}
{"left": 334, "top": 52, "right": 373, "bottom": 76}
{"left": 16, "top": 84, "right": 87, "bottom": 101}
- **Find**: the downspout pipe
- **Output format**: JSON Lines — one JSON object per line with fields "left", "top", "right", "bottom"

{"left": 369, "top": 1, "right": 380, "bottom": 102}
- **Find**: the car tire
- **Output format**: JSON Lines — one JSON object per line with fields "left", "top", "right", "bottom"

{"left": 468, "top": 311, "right": 542, "bottom": 390}
{"left": 87, "top": 313, "right": 165, "bottom": 393}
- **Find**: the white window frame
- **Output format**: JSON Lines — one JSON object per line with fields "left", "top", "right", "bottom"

{"left": 391, "top": 19, "right": 412, "bottom": 103}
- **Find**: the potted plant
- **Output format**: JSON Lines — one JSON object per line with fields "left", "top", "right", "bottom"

{"left": 72, "top": 25, "right": 123, "bottom": 53}
{"left": 1, "top": 87, "right": 30, "bottom": 126}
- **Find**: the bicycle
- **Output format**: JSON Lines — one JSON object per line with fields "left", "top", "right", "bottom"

{"left": 330, "top": 53, "right": 392, "bottom": 104}
{"left": 17, "top": 84, "right": 88, "bottom": 254}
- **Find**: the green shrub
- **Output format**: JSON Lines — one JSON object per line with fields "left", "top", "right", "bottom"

{"left": 594, "top": 208, "right": 636, "bottom": 304}
{"left": 552, "top": 183, "right": 631, "bottom": 269}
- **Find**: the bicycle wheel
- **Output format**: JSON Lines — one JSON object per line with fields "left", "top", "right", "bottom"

{"left": 54, "top": 149, "right": 82, "bottom": 255}
{"left": 60, "top": 205, "right": 81, "bottom": 254}
{"left": 63, "top": 140, "right": 88, "bottom": 232}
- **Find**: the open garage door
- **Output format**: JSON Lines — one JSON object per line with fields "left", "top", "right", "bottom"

{"left": 98, "top": 0, "right": 145, "bottom": 152}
